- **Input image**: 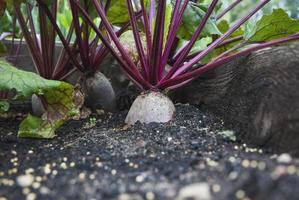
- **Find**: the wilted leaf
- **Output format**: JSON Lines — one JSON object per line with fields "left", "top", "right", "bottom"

{"left": 0, "top": 59, "right": 84, "bottom": 138}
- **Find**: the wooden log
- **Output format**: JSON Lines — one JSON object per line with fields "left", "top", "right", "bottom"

{"left": 174, "top": 42, "right": 299, "bottom": 154}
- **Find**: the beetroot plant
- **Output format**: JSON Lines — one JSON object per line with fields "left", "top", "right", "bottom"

{"left": 0, "top": 1, "right": 84, "bottom": 139}
{"left": 36, "top": 0, "right": 142, "bottom": 111}
{"left": 69, "top": 0, "right": 299, "bottom": 125}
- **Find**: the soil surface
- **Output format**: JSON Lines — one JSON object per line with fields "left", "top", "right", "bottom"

{"left": 1, "top": 104, "right": 299, "bottom": 200}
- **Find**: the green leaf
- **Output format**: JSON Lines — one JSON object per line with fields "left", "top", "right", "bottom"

{"left": 218, "top": 20, "right": 244, "bottom": 38}
{"left": 245, "top": 9, "right": 299, "bottom": 42}
{"left": 164, "top": 0, "right": 173, "bottom": 47}
{"left": 107, "top": 0, "right": 130, "bottom": 25}
{"left": 177, "top": 36, "right": 212, "bottom": 55}
{"left": 19, "top": 114, "right": 65, "bottom": 139}
{"left": 0, "top": 100, "right": 9, "bottom": 113}
{"left": 177, "top": 2, "right": 222, "bottom": 40}
{"left": 199, "top": 20, "right": 244, "bottom": 64}
{"left": 0, "top": 59, "right": 84, "bottom": 139}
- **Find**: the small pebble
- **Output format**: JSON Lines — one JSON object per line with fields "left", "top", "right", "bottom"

{"left": 177, "top": 183, "right": 211, "bottom": 200}
{"left": 26, "top": 193, "right": 36, "bottom": 200}
{"left": 17, "top": 175, "right": 34, "bottom": 187}
{"left": 135, "top": 175, "right": 144, "bottom": 183}
{"left": 111, "top": 169, "right": 117, "bottom": 175}
{"left": 145, "top": 192, "right": 155, "bottom": 200}
{"left": 235, "top": 190, "right": 246, "bottom": 199}
{"left": 277, "top": 153, "right": 292, "bottom": 164}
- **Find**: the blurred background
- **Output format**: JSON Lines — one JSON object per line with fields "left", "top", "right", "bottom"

{"left": 222, "top": 0, "right": 299, "bottom": 20}
{"left": 1, "top": 0, "right": 299, "bottom": 38}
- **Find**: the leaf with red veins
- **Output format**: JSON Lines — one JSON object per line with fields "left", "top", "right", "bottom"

{"left": 0, "top": 58, "right": 84, "bottom": 139}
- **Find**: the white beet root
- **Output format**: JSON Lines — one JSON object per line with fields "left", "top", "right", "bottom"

{"left": 125, "top": 91, "right": 175, "bottom": 125}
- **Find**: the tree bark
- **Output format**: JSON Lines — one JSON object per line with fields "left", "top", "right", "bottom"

{"left": 174, "top": 42, "right": 299, "bottom": 154}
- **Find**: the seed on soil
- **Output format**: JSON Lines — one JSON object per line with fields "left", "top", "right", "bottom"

{"left": 286, "top": 165, "right": 297, "bottom": 174}
{"left": 39, "top": 186, "right": 50, "bottom": 195}
{"left": 89, "top": 174, "right": 96, "bottom": 180}
{"left": 135, "top": 175, "right": 144, "bottom": 183}
{"left": 52, "top": 170, "right": 58, "bottom": 176}
{"left": 26, "top": 192, "right": 36, "bottom": 200}
{"left": 35, "top": 176, "right": 42, "bottom": 182}
{"left": 228, "top": 171, "right": 239, "bottom": 180}
{"left": 212, "top": 184, "right": 221, "bottom": 193}
{"left": 8, "top": 168, "right": 18, "bottom": 175}
{"left": 60, "top": 162, "right": 67, "bottom": 169}
{"left": 235, "top": 190, "right": 246, "bottom": 199}
{"left": 17, "top": 174, "right": 34, "bottom": 187}
{"left": 43, "top": 164, "right": 51, "bottom": 174}
{"left": 177, "top": 183, "right": 211, "bottom": 200}
{"left": 25, "top": 168, "right": 34, "bottom": 174}
{"left": 78, "top": 172, "right": 86, "bottom": 180}
{"left": 277, "top": 153, "right": 292, "bottom": 164}
{"left": 145, "top": 192, "right": 155, "bottom": 200}
{"left": 32, "top": 182, "right": 41, "bottom": 189}
{"left": 228, "top": 156, "right": 237, "bottom": 163}
{"left": 241, "top": 160, "right": 250, "bottom": 168}
{"left": 111, "top": 169, "right": 117, "bottom": 175}
{"left": 70, "top": 162, "right": 76, "bottom": 167}
{"left": 22, "top": 188, "right": 30, "bottom": 195}
{"left": 1, "top": 179, "right": 15, "bottom": 186}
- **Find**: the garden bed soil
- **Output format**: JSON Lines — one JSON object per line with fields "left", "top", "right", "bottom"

{"left": 1, "top": 104, "right": 299, "bottom": 200}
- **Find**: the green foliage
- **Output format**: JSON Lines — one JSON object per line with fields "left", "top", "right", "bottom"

{"left": 0, "top": 59, "right": 84, "bottom": 139}
{"left": 178, "top": 37, "right": 213, "bottom": 55}
{"left": 0, "top": 100, "right": 9, "bottom": 113}
{"left": 177, "top": 2, "right": 221, "bottom": 40}
{"left": 245, "top": 9, "right": 299, "bottom": 42}
{"left": 107, "top": 0, "right": 130, "bottom": 25}
{"left": 220, "top": 0, "right": 299, "bottom": 22}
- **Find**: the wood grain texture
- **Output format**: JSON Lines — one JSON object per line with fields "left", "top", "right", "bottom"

{"left": 174, "top": 42, "right": 299, "bottom": 154}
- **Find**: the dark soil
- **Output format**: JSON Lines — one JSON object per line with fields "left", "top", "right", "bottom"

{"left": 1, "top": 104, "right": 299, "bottom": 200}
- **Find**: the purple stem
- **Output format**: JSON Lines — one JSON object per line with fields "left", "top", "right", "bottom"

{"left": 14, "top": 2, "right": 44, "bottom": 75}
{"left": 36, "top": 0, "right": 84, "bottom": 72}
{"left": 91, "top": 0, "right": 151, "bottom": 88}
{"left": 163, "top": 0, "right": 218, "bottom": 81}
{"left": 70, "top": 0, "right": 151, "bottom": 89}
{"left": 169, "top": 0, "right": 271, "bottom": 79}
{"left": 159, "top": 0, "right": 189, "bottom": 80}
{"left": 150, "top": 0, "right": 167, "bottom": 84}
{"left": 149, "top": 0, "right": 156, "bottom": 31}
{"left": 127, "top": 0, "right": 149, "bottom": 79}
{"left": 140, "top": 0, "right": 152, "bottom": 67}
{"left": 158, "top": 33, "right": 299, "bottom": 89}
